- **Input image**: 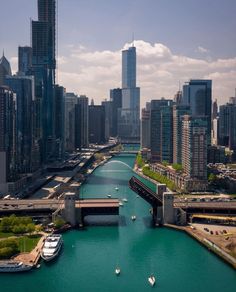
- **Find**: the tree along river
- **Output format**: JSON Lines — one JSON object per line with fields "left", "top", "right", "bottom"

{"left": 0, "top": 154, "right": 235, "bottom": 292}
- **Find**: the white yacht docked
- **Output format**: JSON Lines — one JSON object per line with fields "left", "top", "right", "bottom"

{"left": 0, "top": 261, "right": 32, "bottom": 273}
{"left": 41, "top": 234, "right": 63, "bottom": 262}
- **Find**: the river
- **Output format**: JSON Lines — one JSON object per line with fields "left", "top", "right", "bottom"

{"left": 0, "top": 153, "right": 236, "bottom": 291}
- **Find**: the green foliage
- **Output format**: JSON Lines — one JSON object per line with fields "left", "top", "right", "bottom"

{"left": 208, "top": 173, "right": 217, "bottom": 182}
{"left": 162, "top": 161, "right": 169, "bottom": 167}
{"left": 94, "top": 153, "right": 104, "bottom": 162}
{"left": 136, "top": 153, "right": 145, "bottom": 168}
{"left": 172, "top": 163, "right": 183, "bottom": 172}
{"left": 0, "top": 238, "right": 19, "bottom": 259}
{"left": 53, "top": 217, "right": 66, "bottom": 229}
{"left": 17, "top": 235, "right": 41, "bottom": 253}
{"left": 142, "top": 166, "right": 177, "bottom": 191}
{"left": 0, "top": 215, "right": 35, "bottom": 234}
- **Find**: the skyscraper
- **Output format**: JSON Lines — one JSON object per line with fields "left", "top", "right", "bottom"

{"left": 18, "top": 46, "right": 32, "bottom": 75}
{"left": 150, "top": 99, "right": 173, "bottom": 163}
{"left": 182, "top": 79, "right": 212, "bottom": 145}
{"left": 6, "top": 75, "right": 35, "bottom": 173}
{"left": 0, "top": 86, "right": 16, "bottom": 193}
{"left": 31, "top": 0, "right": 56, "bottom": 161}
{"left": 77, "top": 95, "right": 89, "bottom": 148}
{"left": 173, "top": 105, "right": 191, "bottom": 164}
{"left": 118, "top": 46, "right": 140, "bottom": 142}
{"left": 141, "top": 102, "right": 151, "bottom": 149}
{"left": 110, "top": 88, "right": 122, "bottom": 137}
{"left": 89, "top": 105, "right": 105, "bottom": 144}
{"left": 0, "top": 52, "right": 12, "bottom": 86}
{"left": 182, "top": 115, "right": 208, "bottom": 181}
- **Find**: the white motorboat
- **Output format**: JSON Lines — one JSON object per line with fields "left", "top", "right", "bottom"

{"left": 119, "top": 202, "right": 124, "bottom": 206}
{"left": 131, "top": 215, "right": 136, "bottom": 221}
{"left": 115, "top": 267, "right": 121, "bottom": 275}
{"left": 107, "top": 194, "right": 111, "bottom": 198}
{"left": 41, "top": 234, "right": 63, "bottom": 262}
{"left": 0, "top": 261, "right": 32, "bottom": 273}
{"left": 148, "top": 275, "right": 156, "bottom": 286}
{"left": 115, "top": 187, "right": 119, "bottom": 191}
{"left": 122, "top": 198, "right": 128, "bottom": 202}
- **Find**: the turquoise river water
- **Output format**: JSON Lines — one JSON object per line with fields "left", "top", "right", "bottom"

{"left": 0, "top": 153, "right": 236, "bottom": 292}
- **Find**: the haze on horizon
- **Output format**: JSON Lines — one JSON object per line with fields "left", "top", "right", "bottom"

{"left": 1, "top": 0, "right": 236, "bottom": 107}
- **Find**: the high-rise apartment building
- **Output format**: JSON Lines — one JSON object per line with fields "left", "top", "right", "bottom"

{"left": 118, "top": 46, "right": 140, "bottom": 142}
{"left": 150, "top": 99, "right": 173, "bottom": 163}
{"left": 173, "top": 105, "right": 191, "bottom": 164}
{"left": 182, "top": 115, "right": 208, "bottom": 181}
{"left": 141, "top": 102, "right": 151, "bottom": 149}
{"left": 182, "top": 79, "right": 212, "bottom": 145}
{"left": 102, "top": 100, "right": 112, "bottom": 141}
{"left": 77, "top": 95, "right": 89, "bottom": 148}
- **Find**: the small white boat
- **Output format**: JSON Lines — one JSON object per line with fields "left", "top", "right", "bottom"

{"left": 119, "top": 202, "right": 124, "bottom": 206}
{"left": 136, "top": 195, "right": 139, "bottom": 198}
{"left": 123, "top": 198, "right": 128, "bottom": 202}
{"left": 107, "top": 194, "right": 111, "bottom": 198}
{"left": 131, "top": 215, "right": 136, "bottom": 221}
{"left": 115, "top": 267, "right": 121, "bottom": 275}
{"left": 148, "top": 275, "right": 156, "bottom": 286}
{"left": 115, "top": 187, "right": 119, "bottom": 191}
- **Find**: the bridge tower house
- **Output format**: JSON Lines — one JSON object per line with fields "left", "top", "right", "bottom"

{"left": 162, "top": 192, "right": 175, "bottom": 224}
{"left": 63, "top": 192, "right": 76, "bottom": 226}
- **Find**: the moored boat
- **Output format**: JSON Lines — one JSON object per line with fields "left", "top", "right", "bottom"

{"left": 41, "top": 234, "right": 63, "bottom": 262}
{"left": 0, "top": 261, "right": 32, "bottom": 273}
{"left": 115, "top": 267, "right": 121, "bottom": 275}
{"left": 131, "top": 215, "right": 136, "bottom": 221}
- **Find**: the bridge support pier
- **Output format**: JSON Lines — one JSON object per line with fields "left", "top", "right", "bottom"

{"left": 152, "top": 206, "right": 163, "bottom": 226}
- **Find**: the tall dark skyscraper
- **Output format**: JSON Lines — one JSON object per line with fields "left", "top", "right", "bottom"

{"left": 0, "top": 86, "right": 16, "bottom": 193}
{"left": 6, "top": 75, "right": 35, "bottom": 173}
{"left": 110, "top": 88, "right": 122, "bottom": 137}
{"left": 31, "top": 0, "right": 56, "bottom": 161}
{"left": 118, "top": 46, "right": 140, "bottom": 142}
{"left": 89, "top": 105, "right": 105, "bottom": 144}
{"left": 182, "top": 79, "right": 212, "bottom": 145}
{"left": 150, "top": 99, "right": 173, "bottom": 162}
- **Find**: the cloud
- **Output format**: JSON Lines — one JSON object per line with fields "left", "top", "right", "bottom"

{"left": 10, "top": 40, "right": 236, "bottom": 107}
{"left": 57, "top": 40, "right": 236, "bottom": 107}
{"left": 197, "top": 46, "right": 209, "bottom": 53}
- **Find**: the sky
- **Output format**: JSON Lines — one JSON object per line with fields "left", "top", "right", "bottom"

{"left": 1, "top": 0, "right": 236, "bottom": 107}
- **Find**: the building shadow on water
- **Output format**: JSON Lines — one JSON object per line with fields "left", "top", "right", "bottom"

{"left": 83, "top": 215, "right": 127, "bottom": 227}
{"left": 142, "top": 216, "right": 155, "bottom": 228}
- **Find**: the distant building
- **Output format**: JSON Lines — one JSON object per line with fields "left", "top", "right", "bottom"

{"left": 54, "top": 85, "right": 65, "bottom": 159}
{"left": 182, "top": 115, "right": 208, "bottom": 181}
{"left": 173, "top": 105, "right": 191, "bottom": 164}
{"left": 150, "top": 99, "right": 173, "bottom": 163}
{"left": 141, "top": 102, "right": 151, "bottom": 149}
{"left": 102, "top": 100, "right": 112, "bottom": 141}
{"left": 208, "top": 145, "right": 226, "bottom": 164}
{"left": 118, "top": 46, "right": 140, "bottom": 142}
{"left": 6, "top": 75, "right": 35, "bottom": 173}
{"left": 212, "top": 99, "right": 218, "bottom": 119}
{"left": 0, "top": 52, "right": 12, "bottom": 85}
{"left": 182, "top": 79, "right": 212, "bottom": 145}
{"left": 89, "top": 105, "right": 105, "bottom": 144}
{"left": 18, "top": 46, "right": 32, "bottom": 75}
{"left": 64, "top": 92, "right": 78, "bottom": 151}
{"left": 0, "top": 86, "right": 16, "bottom": 193}
{"left": 219, "top": 101, "right": 236, "bottom": 158}
{"left": 110, "top": 88, "right": 122, "bottom": 137}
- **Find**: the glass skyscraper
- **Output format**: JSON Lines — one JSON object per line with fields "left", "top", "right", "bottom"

{"left": 118, "top": 46, "right": 140, "bottom": 142}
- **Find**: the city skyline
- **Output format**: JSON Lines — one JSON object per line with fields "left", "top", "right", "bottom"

{"left": 1, "top": 0, "right": 236, "bottom": 107}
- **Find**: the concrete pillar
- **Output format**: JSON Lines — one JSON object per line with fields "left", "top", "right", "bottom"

{"left": 162, "top": 192, "right": 175, "bottom": 224}
{"left": 156, "top": 184, "right": 167, "bottom": 196}
{"left": 63, "top": 192, "right": 76, "bottom": 226}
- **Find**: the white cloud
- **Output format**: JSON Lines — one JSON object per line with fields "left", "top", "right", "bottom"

{"left": 58, "top": 40, "right": 236, "bottom": 107}
{"left": 10, "top": 40, "right": 236, "bottom": 107}
{"left": 197, "top": 46, "right": 209, "bottom": 53}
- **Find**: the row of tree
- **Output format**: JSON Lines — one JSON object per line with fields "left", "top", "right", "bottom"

{"left": 0, "top": 215, "right": 35, "bottom": 234}
{"left": 0, "top": 238, "right": 19, "bottom": 259}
